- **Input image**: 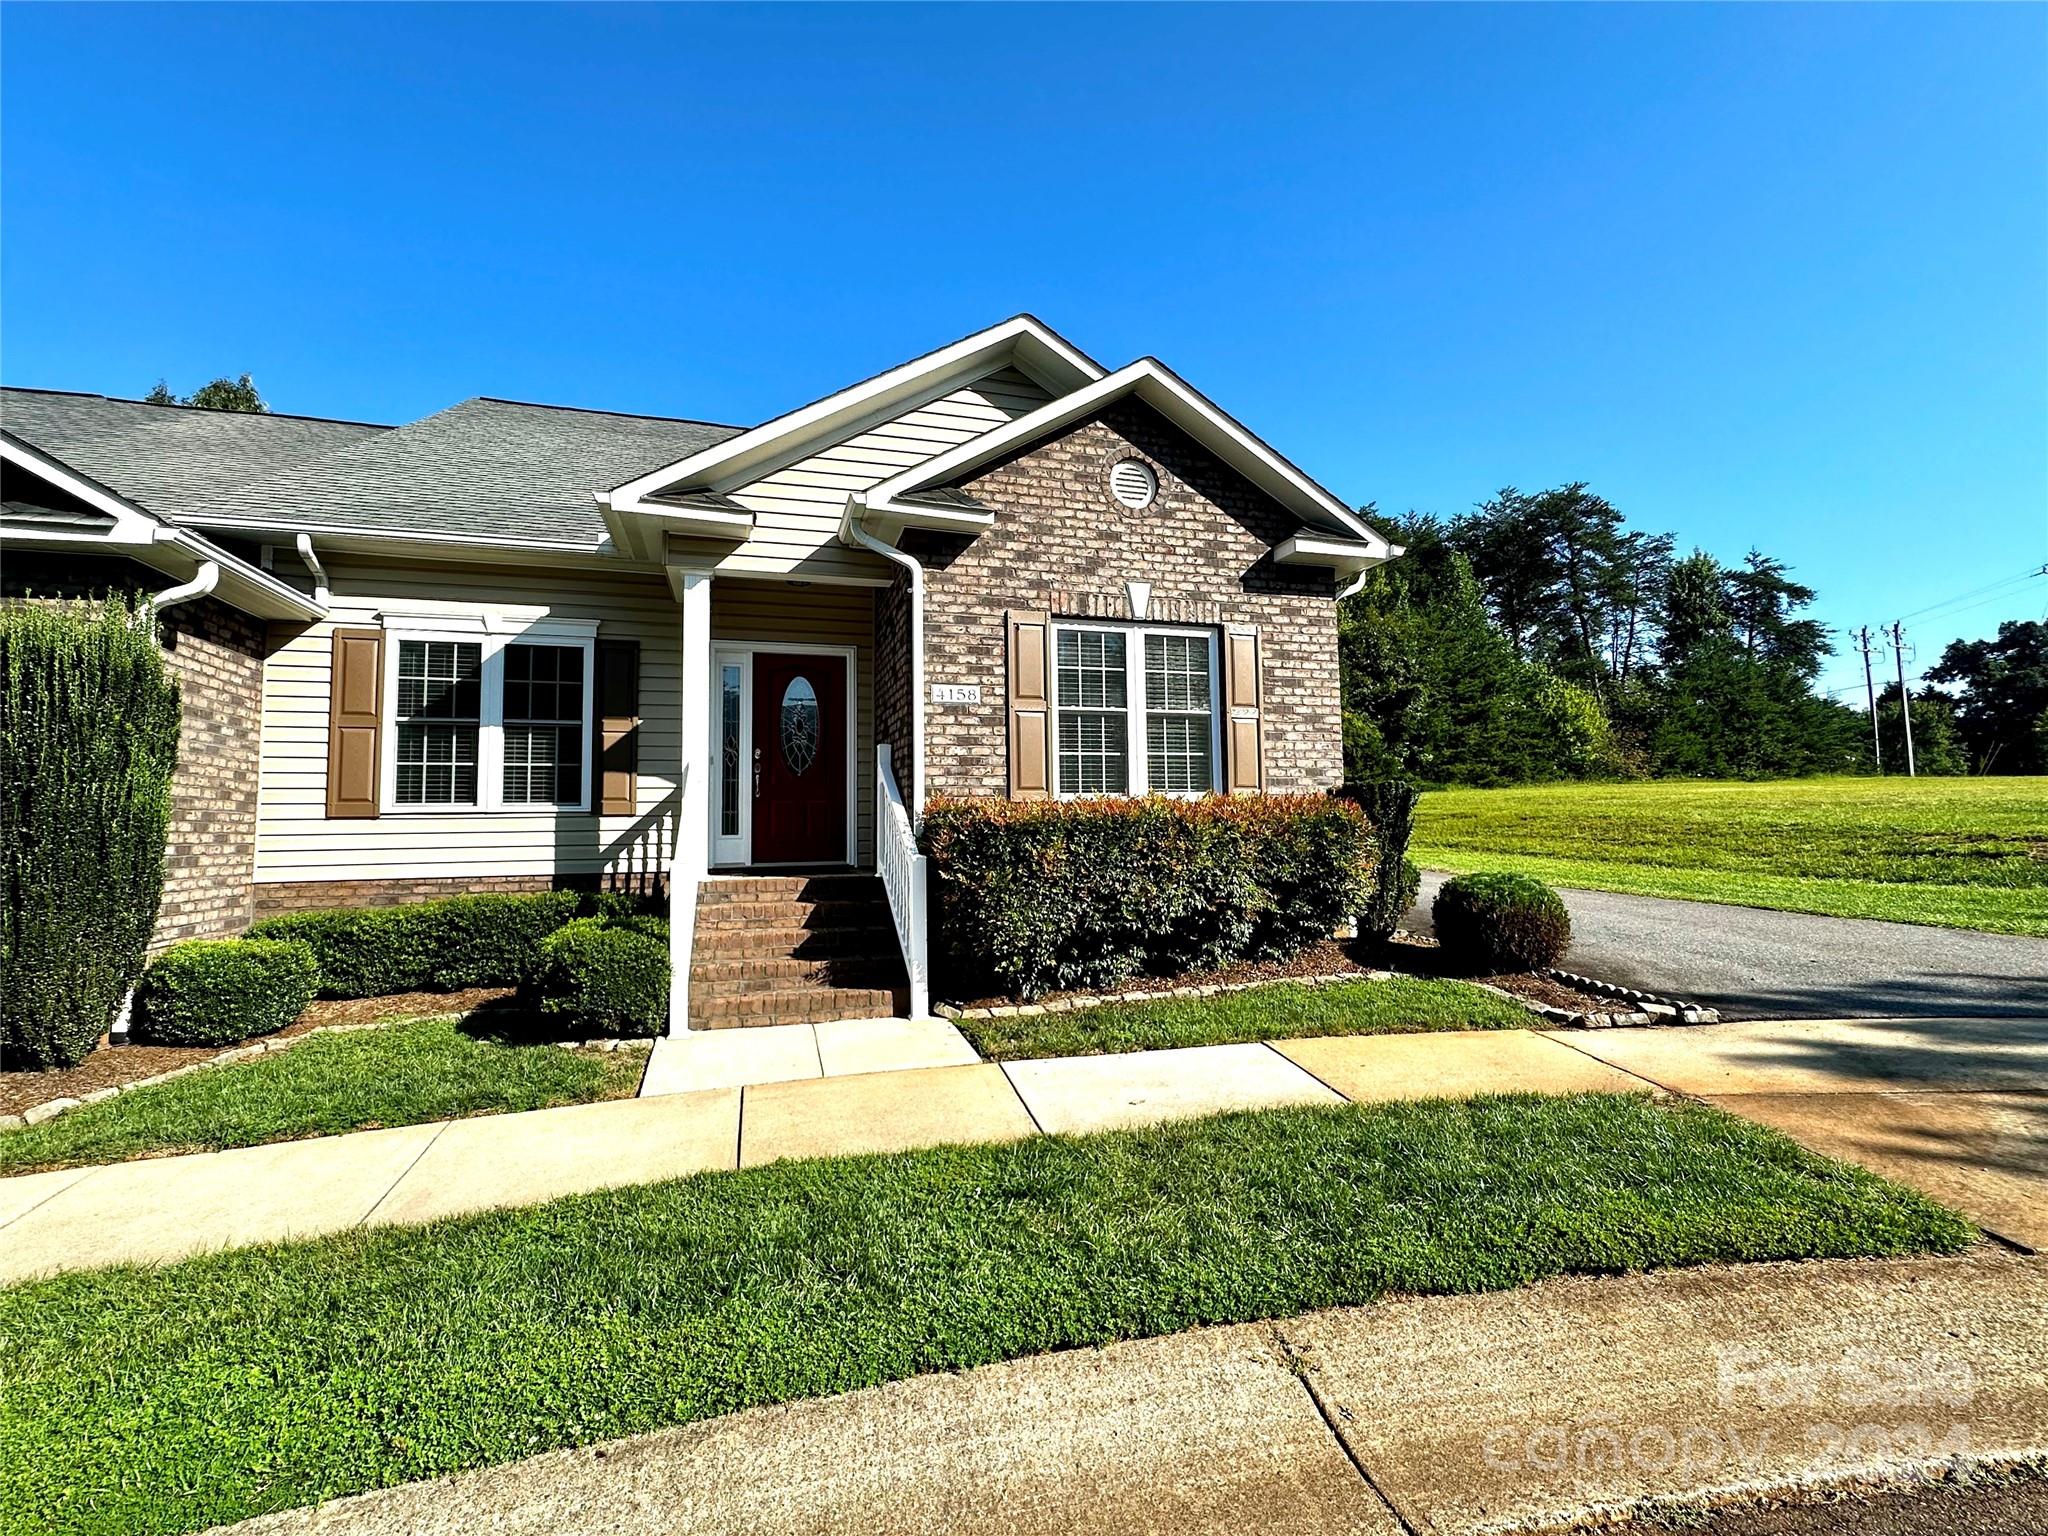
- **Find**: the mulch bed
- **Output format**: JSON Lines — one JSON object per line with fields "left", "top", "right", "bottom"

{"left": 946, "top": 935, "right": 1612, "bottom": 1016}
{"left": 1353, "top": 934, "right": 1613, "bottom": 1013}
{"left": 0, "top": 988, "right": 512, "bottom": 1118}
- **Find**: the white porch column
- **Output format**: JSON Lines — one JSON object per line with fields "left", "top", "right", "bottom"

{"left": 669, "top": 569, "right": 713, "bottom": 1033}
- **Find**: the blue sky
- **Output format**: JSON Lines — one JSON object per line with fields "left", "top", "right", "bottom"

{"left": 5, "top": 3, "right": 2043, "bottom": 694}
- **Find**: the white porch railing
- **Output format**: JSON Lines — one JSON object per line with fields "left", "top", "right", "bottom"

{"left": 875, "top": 742, "right": 930, "bottom": 1019}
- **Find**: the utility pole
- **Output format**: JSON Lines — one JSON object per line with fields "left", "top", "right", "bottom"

{"left": 1854, "top": 626, "right": 1882, "bottom": 772}
{"left": 1887, "top": 620, "right": 1916, "bottom": 778}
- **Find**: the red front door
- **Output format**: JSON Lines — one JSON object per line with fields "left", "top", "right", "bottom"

{"left": 751, "top": 652, "right": 847, "bottom": 864}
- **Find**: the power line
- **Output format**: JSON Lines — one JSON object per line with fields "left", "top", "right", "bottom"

{"left": 1894, "top": 564, "right": 2047, "bottom": 624}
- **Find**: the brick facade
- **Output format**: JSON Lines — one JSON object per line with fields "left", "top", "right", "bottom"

{"left": 153, "top": 596, "right": 267, "bottom": 947}
{"left": 904, "top": 399, "right": 1343, "bottom": 802}
{"left": 250, "top": 871, "right": 613, "bottom": 918}
{"left": 872, "top": 571, "right": 914, "bottom": 788}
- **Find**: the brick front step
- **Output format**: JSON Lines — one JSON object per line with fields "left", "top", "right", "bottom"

{"left": 693, "top": 899, "right": 885, "bottom": 931}
{"left": 690, "top": 986, "right": 905, "bottom": 1028}
{"left": 691, "top": 956, "right": 901, "bottom": 988}
{"left": 692, "top": 925, "right": 894, "bottom": 960}
{"left": 698, "top": 874, "right": 883, "bottom": 905}
{"left": 689, "top": 872, "right": 905, "bottom": 1028}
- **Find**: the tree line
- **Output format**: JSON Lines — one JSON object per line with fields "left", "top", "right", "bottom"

{"left": 1339, "top": 484, "right": 2045, "bottom": 784}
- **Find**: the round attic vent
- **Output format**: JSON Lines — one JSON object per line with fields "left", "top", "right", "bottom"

{"left": 1109, "top": 458, "right": 1158, "bottom": 509}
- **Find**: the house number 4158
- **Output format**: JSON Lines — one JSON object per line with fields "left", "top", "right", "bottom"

{"left": 931, "top": 683, "right": 982, "bottom": 704}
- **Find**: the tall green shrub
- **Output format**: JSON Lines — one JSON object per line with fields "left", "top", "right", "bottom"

{"left": 920, "top": 796, "right": 1373, "bottom": 1001}
{"left": 1, "top": 599, "right": 181, "bottom": 1069}
{"left": 1340, "top": 780, "right": 1421, "bottom": 939}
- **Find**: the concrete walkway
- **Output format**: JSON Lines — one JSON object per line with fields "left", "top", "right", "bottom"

{"left": 7, "top": 1014, "right": 2044, "bottom": 1283}
{"left": 0, "top": 1028, "right": 1649, "bottom": 1284}
{"left": 1558, "top": 1014, "right": 2048, "bottom": 1251}
{"left": 218, "top": 1249, "right": 2048, "bottom": 1536}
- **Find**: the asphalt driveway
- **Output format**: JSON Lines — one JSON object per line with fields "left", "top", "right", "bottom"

{"left": 1410, "top": 872, "right": 2048, "bottom": 1020}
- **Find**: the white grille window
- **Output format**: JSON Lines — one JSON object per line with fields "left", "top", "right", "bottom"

{"left": 395, "top": 640, "right": 481, "bottom": 806}
{"left": 1145, "top": 634, "right": 1214, "bottom": 793}
{"left": 502, "top": 644, "right": 585, "bottom": 806}
{"left": 1053, "top": 624, "right": 1217, "bottom": 797}
{"left": 1056, "top": 629, "right": 1129, "bottom": 794}
{"left": 380, "top": 619, "right": 596, "bottom": 814}
{"left": 1109, "top": 458, "right": 1157, "bottom": 509}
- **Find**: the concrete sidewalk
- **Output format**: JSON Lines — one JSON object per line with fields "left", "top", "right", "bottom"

{"left": 1557, "top": 1016, "right": 2048, "bottom": 1251}
{"left": 0, "top": 1028, "right": 1647, "bottom": 1284}
{"left": 7, "top": 1015, "right": 2043, "bottom": 1283}
{"left": 217, "top": 1250, "right": 2048, "bottom": 1536}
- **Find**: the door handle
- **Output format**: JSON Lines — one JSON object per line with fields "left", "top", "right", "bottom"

{"left": 753, "top": 746, "right": 763, "bottom": 799}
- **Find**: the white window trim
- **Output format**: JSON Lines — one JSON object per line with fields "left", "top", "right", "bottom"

{"left": 1051, "top": 620, "right": 1221, "bottom": 800}
{"left": 378, "top": 616, "right": 599, "bottom": 815}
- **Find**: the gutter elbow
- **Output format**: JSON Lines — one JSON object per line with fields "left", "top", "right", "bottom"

{"left": 294, "top": 532, "right": 330, "bottom": 606}
{"left": 153, "top": 559, "right": 220, "bottom": 613}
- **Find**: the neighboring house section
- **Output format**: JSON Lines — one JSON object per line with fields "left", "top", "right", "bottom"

{"left": 1, "top": 316, "right": 1399, "bottom": 1027}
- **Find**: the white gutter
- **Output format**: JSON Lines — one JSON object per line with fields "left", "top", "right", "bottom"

{"left": 842, "top": 493, "right": 925, "bottom": 816}
{"left": 294, "top": 532, "right": 331, "bottom": 606}
{"left": 152, "top": 558, "right": 219, "bottom": 612}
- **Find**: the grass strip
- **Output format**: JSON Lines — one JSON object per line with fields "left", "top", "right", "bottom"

{"left": 961, "top": 976, "right": 1534, "bottom": 1060}
{"left": 1411, "top": 776, "right": 2048, "bottom": 937}
{"left": 0, "top": 1016, "right": 646, "bottom": 1175}
{"left": 0, "top": 1094, "right": 1972, "bottom": 1535}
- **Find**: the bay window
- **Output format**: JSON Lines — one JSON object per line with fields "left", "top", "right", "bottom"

{"left": 1052, "top": 622, "right": 1218, "bottom": 797}
{"left": 381, "top": 616, "right": 597, "bottom": 813}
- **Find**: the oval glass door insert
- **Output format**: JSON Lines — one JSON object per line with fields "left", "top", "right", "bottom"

{"left": 780, "top": 676, "right": 819, "bottom": 775}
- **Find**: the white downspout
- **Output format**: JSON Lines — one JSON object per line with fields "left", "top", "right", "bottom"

{"left": 842, "top": 494, "right": 925, "bottom": 817}
{"left": 152, "top": 559, "right": 220, "bottom": 612}
{"left": 294, "top": 532, "right": 331, "bottom": 606}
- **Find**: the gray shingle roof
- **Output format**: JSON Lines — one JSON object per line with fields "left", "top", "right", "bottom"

{"left": 194, "top": 397, "right": 743, "bottom": 546}
{"left": 2, "top": 389, "right": 745, "bottom": 547}
{"left": 1, "top": 388, "right": 388, "bottom": 520}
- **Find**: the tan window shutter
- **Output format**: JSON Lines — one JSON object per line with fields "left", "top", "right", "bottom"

{"left": 1223, "top": 626, "right": 1263, "bottom": 796}
{"left": 597, "top": 638, "right": 640, "bottom": 818}
{"left": 1006, "top": 608, "right": 1053, "bottom": 799}
{"left": 326, "top": 628, "right": 383, "bottom": 818}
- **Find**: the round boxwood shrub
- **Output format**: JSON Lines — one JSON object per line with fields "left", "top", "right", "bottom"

{"left": 1431, "top": 872, "right": 1572, "bottom": 973}
{"left": 528, "top": 918, "right": 668, "bottom": 1038}
{"left": 134, "top": 938, "right": 320, "bottom": 1047}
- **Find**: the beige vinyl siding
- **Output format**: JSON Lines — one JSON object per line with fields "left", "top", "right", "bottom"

{"left": 686, "top": 366, "right": 1051, "bottom": 581}
{"left": 256, "top": 557, "right": 683, "bottom": 886}
{"left": 711, "top": 578, "right": 876, "bottom": 865}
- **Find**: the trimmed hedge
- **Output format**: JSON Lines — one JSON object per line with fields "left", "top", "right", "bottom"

{"left": 2, "top": 599, "right": 181, "bottom": 1069}
{"left": 1340, "top": 780, "right": 1421, "bottom": 939}
{"left": 1432, "top": 872, "right": 1573, "bottom": 973}
{"left": 248, "top": 890, "right": 642, "bottom": 999}
{"left": 134, "top": 938, "right": 320, "bottom": 1047}
{"left": 527, "top": 917, "right": 669, "bottom": 1037}
{"left": 920, "top": 795, "right": 1375, "bottom": 1001}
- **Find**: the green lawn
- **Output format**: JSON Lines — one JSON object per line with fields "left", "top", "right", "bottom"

{"left": 0, "top": 1095, "right": 1970, "bottom": 1536}
{"left": 0, "top": 1016, "right": 646, "bottom": 1175}
{"left": 1412, "top": 776, "right": 2048, "bottom": 937}
{"left": 960, "top": 976, "right": 1534, "bottom": 1060}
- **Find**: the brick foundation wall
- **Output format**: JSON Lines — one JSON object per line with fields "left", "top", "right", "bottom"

{"left": 153, "top": 597, "right": 267, "bottom": 947}
{"left": 250, "top": 871, "right": 614, "bottom": 918}
{"left": 907, "top": 400, "right": 1343, "bottom": 801}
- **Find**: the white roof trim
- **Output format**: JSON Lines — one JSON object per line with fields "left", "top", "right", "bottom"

{"left": 607, "top": 315, "right": 1105, "bottom": 513}
{"left": 1274, "top": 532, "right": 1402, "bottom": 578}
{"left": 592, "top": 488, "right": 751, "bottom": 563}
{"left": 1, "top": 434, "right": 326, "bottom": 621}
{"left": 860, "top": 359, "right": 1397, "bottom": 558}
